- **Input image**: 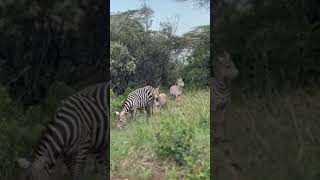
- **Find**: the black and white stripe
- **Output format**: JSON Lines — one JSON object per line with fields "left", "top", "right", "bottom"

{"left": 116, "top": 85, "right": 155, "bottom": 129}
{"left": 16, "top": 82, "right": 110, "bottom": 180}
{"left": 211, "top": 51, "right": 238, "bottom": 142}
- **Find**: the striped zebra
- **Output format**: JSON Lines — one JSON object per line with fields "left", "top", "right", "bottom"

{"left": 154, "top": 88, "right": 168, "bottom": 109}
{"left": 211, "top": 51, "right": 238, "bottom": 143}
{"left": 116, "top": 85, "right": 155, "bottom": 129}
{"left": 169, "top": 78, "right": 185, "bottom": 100}
{"left": 16, "top": 82, "right": 110, "bottom": 180}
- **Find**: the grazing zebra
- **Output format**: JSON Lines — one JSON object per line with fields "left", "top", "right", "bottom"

{"left": 169, "top": 78, "right": 185, "bottom": 100}
{"left": 154, "top": 88, "right": 168, "bottom": 109}
{"left": 116, "top": 85, "right": 155, "bottom": 129}
{"left": 16, "top": 82, "right": 110, "bottom": 180}
{"left": 211, "top": 51, "right": 238, "bottom": 143}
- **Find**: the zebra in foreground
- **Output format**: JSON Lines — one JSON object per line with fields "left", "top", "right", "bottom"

{"left": 212, "top": 51, "right": 242, "bottom": 180}
{"left": 154, "top": 87, "right": 168, "bottom": 109}
{"left": 211, "top": 51, "right": 238, "bottom": 143}
{"left": 169, "top": 78, "right": 185, "bottom": 100}
{"left": 16, "top": 82, "right": 110, "bottom": 180}
{"left": 116, "top": 85, "right": 155, "bottom": 129}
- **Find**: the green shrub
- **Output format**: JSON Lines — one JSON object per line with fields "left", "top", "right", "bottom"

{"left": 185, "top": 155, "right": 210, "bottom": 180}
{"left": 154, "top": 119, "right": 194, "bottom": 165}
{"left": 110, "top": 90, "right": 125, "bottom": 127}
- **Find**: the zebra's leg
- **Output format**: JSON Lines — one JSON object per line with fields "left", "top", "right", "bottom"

{"left": 94, "top": 149, "right": 109, "bottom": 179}
{"left": 145, "top": 106, "right": 151, "bottom": 123}
{"left": 130, "top": 110, "right": 135, "bottom": 121}
{"left": 212, "top": 104, "right": 222, "bottom": 143}
{"left": 212, "top": 111, "right": 219, "bottom": 143}
{"left": 64, "top": 144, "right": 90, "bottom": 180}
{"left": 151, "top": 103, "right": 154, "bottom": 115}
{"left": 221, "top": 107, "right": 227, "bottom": 141}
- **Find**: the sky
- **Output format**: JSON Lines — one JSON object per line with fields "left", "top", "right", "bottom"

{"left": 110, "top": 0, "right": 210, "bottom": 36}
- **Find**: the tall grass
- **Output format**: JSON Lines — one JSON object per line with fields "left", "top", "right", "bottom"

{"left": 1, "top": 83, "right": 319, "bottom": 179}
{"left": 216, "top": 87, "right": 320, "bottom": 180}
{"left": 111, "top": 89, "right": 210, "bottom": 179}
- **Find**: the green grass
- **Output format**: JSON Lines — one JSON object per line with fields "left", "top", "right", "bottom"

{"left": 2, "top": 83, "right": 320, "bottom": 180}
{"left": 111, "top": 89, "right": 210, "bottom": 179}
{"left": 215, "top": 87, "right": 320, "bottom": 180}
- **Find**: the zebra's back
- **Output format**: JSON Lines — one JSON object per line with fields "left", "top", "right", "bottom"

{"left": 124, "top": 85, "right": 155, "bottom": 111}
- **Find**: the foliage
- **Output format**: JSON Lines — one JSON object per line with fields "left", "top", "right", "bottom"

{"left": 110, "top": 41, "right": 137, "bottom": 95}
{"left": 175, "top": 0, "right": 210, "bottom": 9}
{"left": 110, "top": 90, "right": 125, "bottom": 127}
{"left": 213, "top": 0, "right": 320, "bottom": 94}
{"left": 110, "top": 41, "right": 136, "bottom": 73}
{"left": 110, "top": 7, "right": 209, "bottom": 94}
{"left": 155, "top": 119, "right": 194, "bottom": 165}
{"left": 0, "top": 86, "right": 49, "bottom": 179}
{"left": 185, "top": 155, "right": 210, "bottom": 180}
{"left": 215, "top": 86, "right": 320, "bottom": 180}
{"left": 180, "top": 26, "right": 210, "bottom": 88}
{"left": 0, "top": 0, "right": 107, "bottom": 107}
{"left": 110, "top": 90, "right": 210, "bottom": 179}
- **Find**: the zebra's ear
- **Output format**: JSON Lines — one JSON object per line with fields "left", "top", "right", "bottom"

{"left": 16, "top": 158, "right": 31, "bottom": 169}
{"left": 115, "top": 111, "right": 120, "bottom": 116}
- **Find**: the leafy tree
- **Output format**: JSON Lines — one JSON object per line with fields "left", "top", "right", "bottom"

{"left": 180, "top": 25, "right": 210, "bottom": 88}
{"left": 212, "top": 0, "right": 320, "bottom": 95}
{"left": 0, "top": 0, "right": 107, "bottom": 107}
{"left": 110, "top": 41, "right": 136, "bottom": 95}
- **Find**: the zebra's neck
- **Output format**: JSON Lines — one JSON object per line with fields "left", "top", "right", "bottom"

{"left": 212, "top": 77, "right": 231, "bottom": 90}
{"left": 121, "top": 103, "right": 131, "bottom": 113}
{"left": 212, "top": 77, "right": 232, "bottom": 105}
{"left": 32, "top": 132, "right": 60, "bottom": 174}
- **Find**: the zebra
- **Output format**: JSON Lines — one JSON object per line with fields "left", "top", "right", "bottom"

{"left": 116, "top": 85, "right": 155, "bottom": 129}
{"left": 211, "top": 51, "right": 238, "bottom": 143}
{"left": 154, "top": 88, "right": 168, "bottom": 109}
{"left": 212, "top": 51, "right": 242, "bottom": 180}
{"left": 16, "top": 82, "right": 110, "bottom": 180}
{"left": 169, "top": 78, "right": 185, "bottom": 100}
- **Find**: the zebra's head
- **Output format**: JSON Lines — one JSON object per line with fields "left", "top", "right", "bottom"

{"left": 116, "top": 111, "right": 128, "bottom": 129}
{"left": 214, "top": 51, "right": 239, "bottom": 81}
{"left": 16, "top": 158, "right": 50, "bottom": 180}
{"left": 177, "top": 78, "right": 185, "bottom": 87}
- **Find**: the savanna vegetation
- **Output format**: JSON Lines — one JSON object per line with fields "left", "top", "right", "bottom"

{"left": 0, "top": 0, "right": 107, "bottom": 179}
{"left": 110, "top": 0, "right": 210, "bottom": 179}
{"left": 212, "top": 0, "right": 320, "bottom": 180}
{"left": 111, "top": 90, "right": 209, "bottom": 179}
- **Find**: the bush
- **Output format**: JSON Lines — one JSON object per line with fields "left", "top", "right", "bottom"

{"left": 110, "top": 90, "right": 125, "bottom": 127}
{"left": 185, "top": 155, "right": 210, "bottom": 180}
{"left": 154, "top": 119, "right": 194, "bottom": 165}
